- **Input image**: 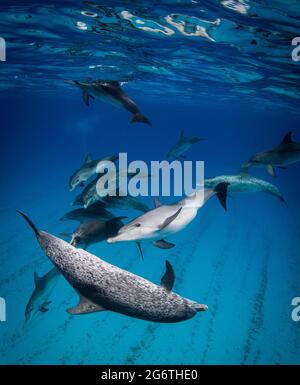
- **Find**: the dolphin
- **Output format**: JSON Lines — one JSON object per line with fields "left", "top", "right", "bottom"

{"left": 72, "top": 189, "right": 149, "bottom": 213}
{"left": 103, "top": 193, "right": 150, "bottom": 213}
{"left": 204, "top": 169, "right": 286, "bottom": 205}
{"left": 60, "top": 202, "right": 115, "bottom": 223}
{"left": 61, "top": 217, "right": 144, "bottom": 259}
{"left": 107, "top": 183, "right": 229, "bottom": 249}
{"left": 243, "top": 132, "right": 300, "bottom": 176}
{"left": 66, "top": 217, "right": 127, "bottom": 249}
{"left": 25, "top": 267, "right": 60, "bottom": 322}
{"left": 80, "top": 171, "right": 146, "bottom": 209}
{"left": 17, "top": 211, "right": 207, "bottom": 323}
{"left": 77, "top": 175, "right": 102, "bottom": 209}
{"left": 166, "top": 130, "right": 202, "bottom": 161}
{"left": 65, "top": 80, "right": 151, "bottom": 126}
{"left": 69, "top": 154, "right": 118, "bottom": 191}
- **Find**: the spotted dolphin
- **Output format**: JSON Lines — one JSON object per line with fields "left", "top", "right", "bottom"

{"left": 17, "top": 211, "right": 207, "bottom": 323}
{"left": 69, "top": 154, "right": 118, "bottom": 191}
{"left": 25, "top": 267, "right": 60, "bottom": 322}
{"left": 166, "top": 130, "right": 202, "bottom": 161}
{"left": 66, "top": 217, "right": 127, "bottom": 249}
{"left": 61, "top": 216, "right": 144, "bottom": 259}
{"left": 107, "top": 183, "right": 229, "bottom": 249}
{"left": 79, "top": 171, "right": 146, "bottom": 209}
{"left": 204, "top": 169, "right": 286, "bottom": 205}
{"left": 65, "top": 80, "right": 151, "bottom": 126}
{"left": 243, "top": 132, "right": 300, "bottom": 176}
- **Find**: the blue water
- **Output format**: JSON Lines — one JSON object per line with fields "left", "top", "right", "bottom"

{"left": 0, "top": 1, "right": 300, "bottom": 365}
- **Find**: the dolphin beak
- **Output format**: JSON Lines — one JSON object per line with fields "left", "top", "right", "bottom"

{"left": 107, "top": 237, "right": 116, "bottom": 244}
{"left": 196, "top": 304, "right": 208, "bottom": 312}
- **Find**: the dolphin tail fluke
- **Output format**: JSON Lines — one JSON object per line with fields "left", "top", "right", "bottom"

{"left": 130, "top": 113, "right": 152, "bottom": 126}
{"left": 17, "top": 210, "right": 40, "bottom": 237}
{"left": 280, "top": 196, "right": 288, "bottom": 207}
{"left": 213, "top": 182, "right": 230, "bottom": 211}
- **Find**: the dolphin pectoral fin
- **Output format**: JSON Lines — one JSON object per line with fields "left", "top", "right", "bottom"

{"left": 82, "top": 91, "right": 91, "bottom": 106}
{"left": 67, "top": 295, "right": 106, "bottom": 315}
{"left": 266, "top": 165, "right": 276, "bottom": 177}
{"left": 136, "top": 242, "right": 144, "bottom": 260}
{"left": 130, "top": 113, "right": 152, "bottom": 126}
{"left": 213, "top": 182, "right": 229, "bottom": 211}
{"left": 281, "top": 131, "right": 293, "bottom": 145}
{"left": 159, "top": 207, "right": 182, "bottom": 230}
{"left": 33, "top": 272, "right": 42, "bottom": 287}
{"left": 39, "top": 307, "right": 49, "bottom": 313}
{"left": 154, "top": 240, "right": 175, "bottom": 249}
{"left": 154, "top": 197, "right": 162, "bottom": 208}
{"left": 160, "top": 260, "right": 175, "bottom": 293}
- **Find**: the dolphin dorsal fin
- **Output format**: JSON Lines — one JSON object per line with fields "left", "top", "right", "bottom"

{"left": 281, "top": 132, "right": 293, "bottom": 145}
{"left": 84, "top": 154, "right": 92, "bottom": 164}
{"left": 239, "top": 165, "right": 249, "bottom": 176}
{"left": 34, "top": 272, "right": 41, "bottom": 287}
{"left": 110, "top": 81, "right": 121, "bottom": 87}
{"left": 107, "top": 216, "right": 128, "bottom": 223}
{"left": 67, "top": 294, "right": 106, "bottom": 315}
{"left": 159, "top": 207, "right": 182, "bottom": 230}
{"left": 161, "top": 260, "right": 175, "bottom": 292}
{"left": 154, "top": 197, "right": 162, "bottom": 208}
{"left": 102, "top": 80, "right": 120, "bottom": 88}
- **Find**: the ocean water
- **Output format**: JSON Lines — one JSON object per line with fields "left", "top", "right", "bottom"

{"left": 0, "top": 1, "right": 300, "bottom": 365}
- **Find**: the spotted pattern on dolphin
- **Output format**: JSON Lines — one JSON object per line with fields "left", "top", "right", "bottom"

{"left": 17, "top": 211, "right": 208, "bottom": 323}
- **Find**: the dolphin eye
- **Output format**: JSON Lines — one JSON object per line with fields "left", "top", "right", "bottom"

{"left": 135, "top": 224, "right": 141, "bottom": 227}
